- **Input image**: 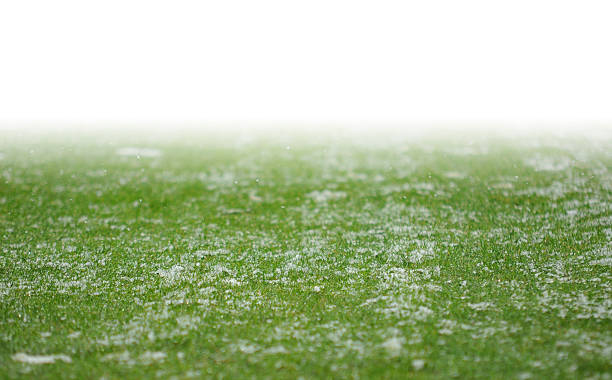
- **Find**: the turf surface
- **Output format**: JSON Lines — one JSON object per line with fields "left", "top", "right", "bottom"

{"left": 1, "top": 128, "right": 611, "bottom": 379}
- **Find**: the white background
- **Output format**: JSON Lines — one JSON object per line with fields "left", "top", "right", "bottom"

{"left": 1, "top": 0, "right": 611, "bottom": 127}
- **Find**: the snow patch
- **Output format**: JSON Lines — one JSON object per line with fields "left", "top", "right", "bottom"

{"left": 468, "top": 302, "right": 495, "bottom": 311}
{"left": 524, "top": 155, "right": 572, "bottom": 171}
{"left": 139, "top": 351, "right": 166, "bottom": 364}
{"left": 590, "top": 258, "right": 612, "bottom": 266}
{"left": 444, "top": 171, "right": 466, "bottom": 179}
{"left": 263, "top": 345, "right": 289, "bottom": 354}
{"left": 116, "top": 147, "right": 162, "bottom": 158}
{"left": 12, "top": 353, "right": 72, "bottom": 364}
{"left": 408, "top": 248, "right": 435, "bottom": 263}
{"left": 412, "top": 359, "right": 426, "bottom": 370}
{"left": 306, "top": 190, "right": 347, "bottom": 202}
{"left": 156, "top": 265, "right": 184, "bottom": 282}
{"left": 381, "top": 337, "right": 403, "bottom": 357}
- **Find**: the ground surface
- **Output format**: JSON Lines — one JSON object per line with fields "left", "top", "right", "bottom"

{"left": 1, "top": 128, "right": 611, "bottom": 379}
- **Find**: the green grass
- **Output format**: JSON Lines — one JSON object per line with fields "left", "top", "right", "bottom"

{"left": 1, "top": 128, "right": 611, "bottom": 379}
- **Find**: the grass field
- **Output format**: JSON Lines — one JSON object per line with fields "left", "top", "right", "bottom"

{"left": 1, "top": 128, "right": 611, "bottom": 379}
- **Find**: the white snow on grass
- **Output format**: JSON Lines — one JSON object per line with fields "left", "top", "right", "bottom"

{"left": 468, "top": 302, "right": 495, "bottom": 311}
{"left": 156, "top": 265, "right": 184, "bottom": 283}
{"left": 102, "top": 351, "right": 132, "bottom": 364}
{"left": 381, "top": 183, "right": 437, "bottom": 196}
{"left": 262, "top": 345, "right": 289, "bottom": 354}
{"left": 408, "top": 248, "right": 435, "bottom": 263}
{"left": 306, "top": 190, "right": 347, "bottom": 203}
{"left": 518, "top": 182, "right": 568, "bottom": 200}
{"left": 116, "top": 147, "right": 162, "bottom": 158}
{"left": 412, "top": 359, "right": 426, "bottom": 370}
{"left": 444, "top": 171, "right": 466, "bottom": 179}
{"left": 139, "top": 351, "right": 166, "bottom": 364}
{"left": 590, "top": 258, "right": 612, "bottom": 266}
{"left": 102, "top": 351, "right": 166, "bottom": 365}
{"left": 524, "top": 155, "right": 572, "bottom": 171}
{"left": 381, "top": 336, "right": 404, "bottom": 357}
{"left": 12, "top": 353, "right": 72, "bottom": 364}
{"left": 588, "top": 244, "right": 612, "bottom": 266}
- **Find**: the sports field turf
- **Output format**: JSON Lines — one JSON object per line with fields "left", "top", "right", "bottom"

{"left": 1, "top": 128, "right": 611, "bottom": 379}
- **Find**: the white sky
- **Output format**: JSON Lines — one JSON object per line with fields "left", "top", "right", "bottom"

{"left": 1, "top": 0, "right": 611, "bottom": 127}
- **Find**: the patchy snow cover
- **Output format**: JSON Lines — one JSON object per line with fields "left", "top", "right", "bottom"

{"left": 408, "top": 248, "right": 435, "bottom": 263}
{"left": 380, "top": 182, "right": 437, "bottom": 196}
{"left": 524, "top": 155, "right": 572, "bottom": 171}
{"left": 306, "top": 190, "right": 347, "bottom": 203}
{"left": 412, "top": 359, "right": 426, "bottom": 370}
{"left": 102, "top": 351, "right": 166, "bottom": 365}
{"left": 518, "top": 182, "right": 568, "bottom": 200}
{"left": 139, "top": 351, "right": 167, "bottom": 364}
{"left": 116, "top": 147, "right": 162, "bottom": 158}
{"left": 468, "top": 302, "right": 495, "bottom": 311}
{"left": 590, "top": 257, "right": 612, "bottom": 266}
{"left": 3, "top": 131, "right": 612, "bottom": 377}
{"left": 263, "top": 345, "right": 289, "bottom": 354}
{"left": 444, "top": 171, "right": 466, "bottom": 179}
{"left": 102, "top": 351, "right": 132, "bottom": 364}
{"left": 381, "top": 336, "right": 403, "bottom": 357}
{"left": 12, "top": 353, "right": 72, "bottom": 364}
{"left": 156, "top": 265, "right": 184, "bottom": 283}
{"left": 587, "top": 244, "right": 612, "bottom": 266}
